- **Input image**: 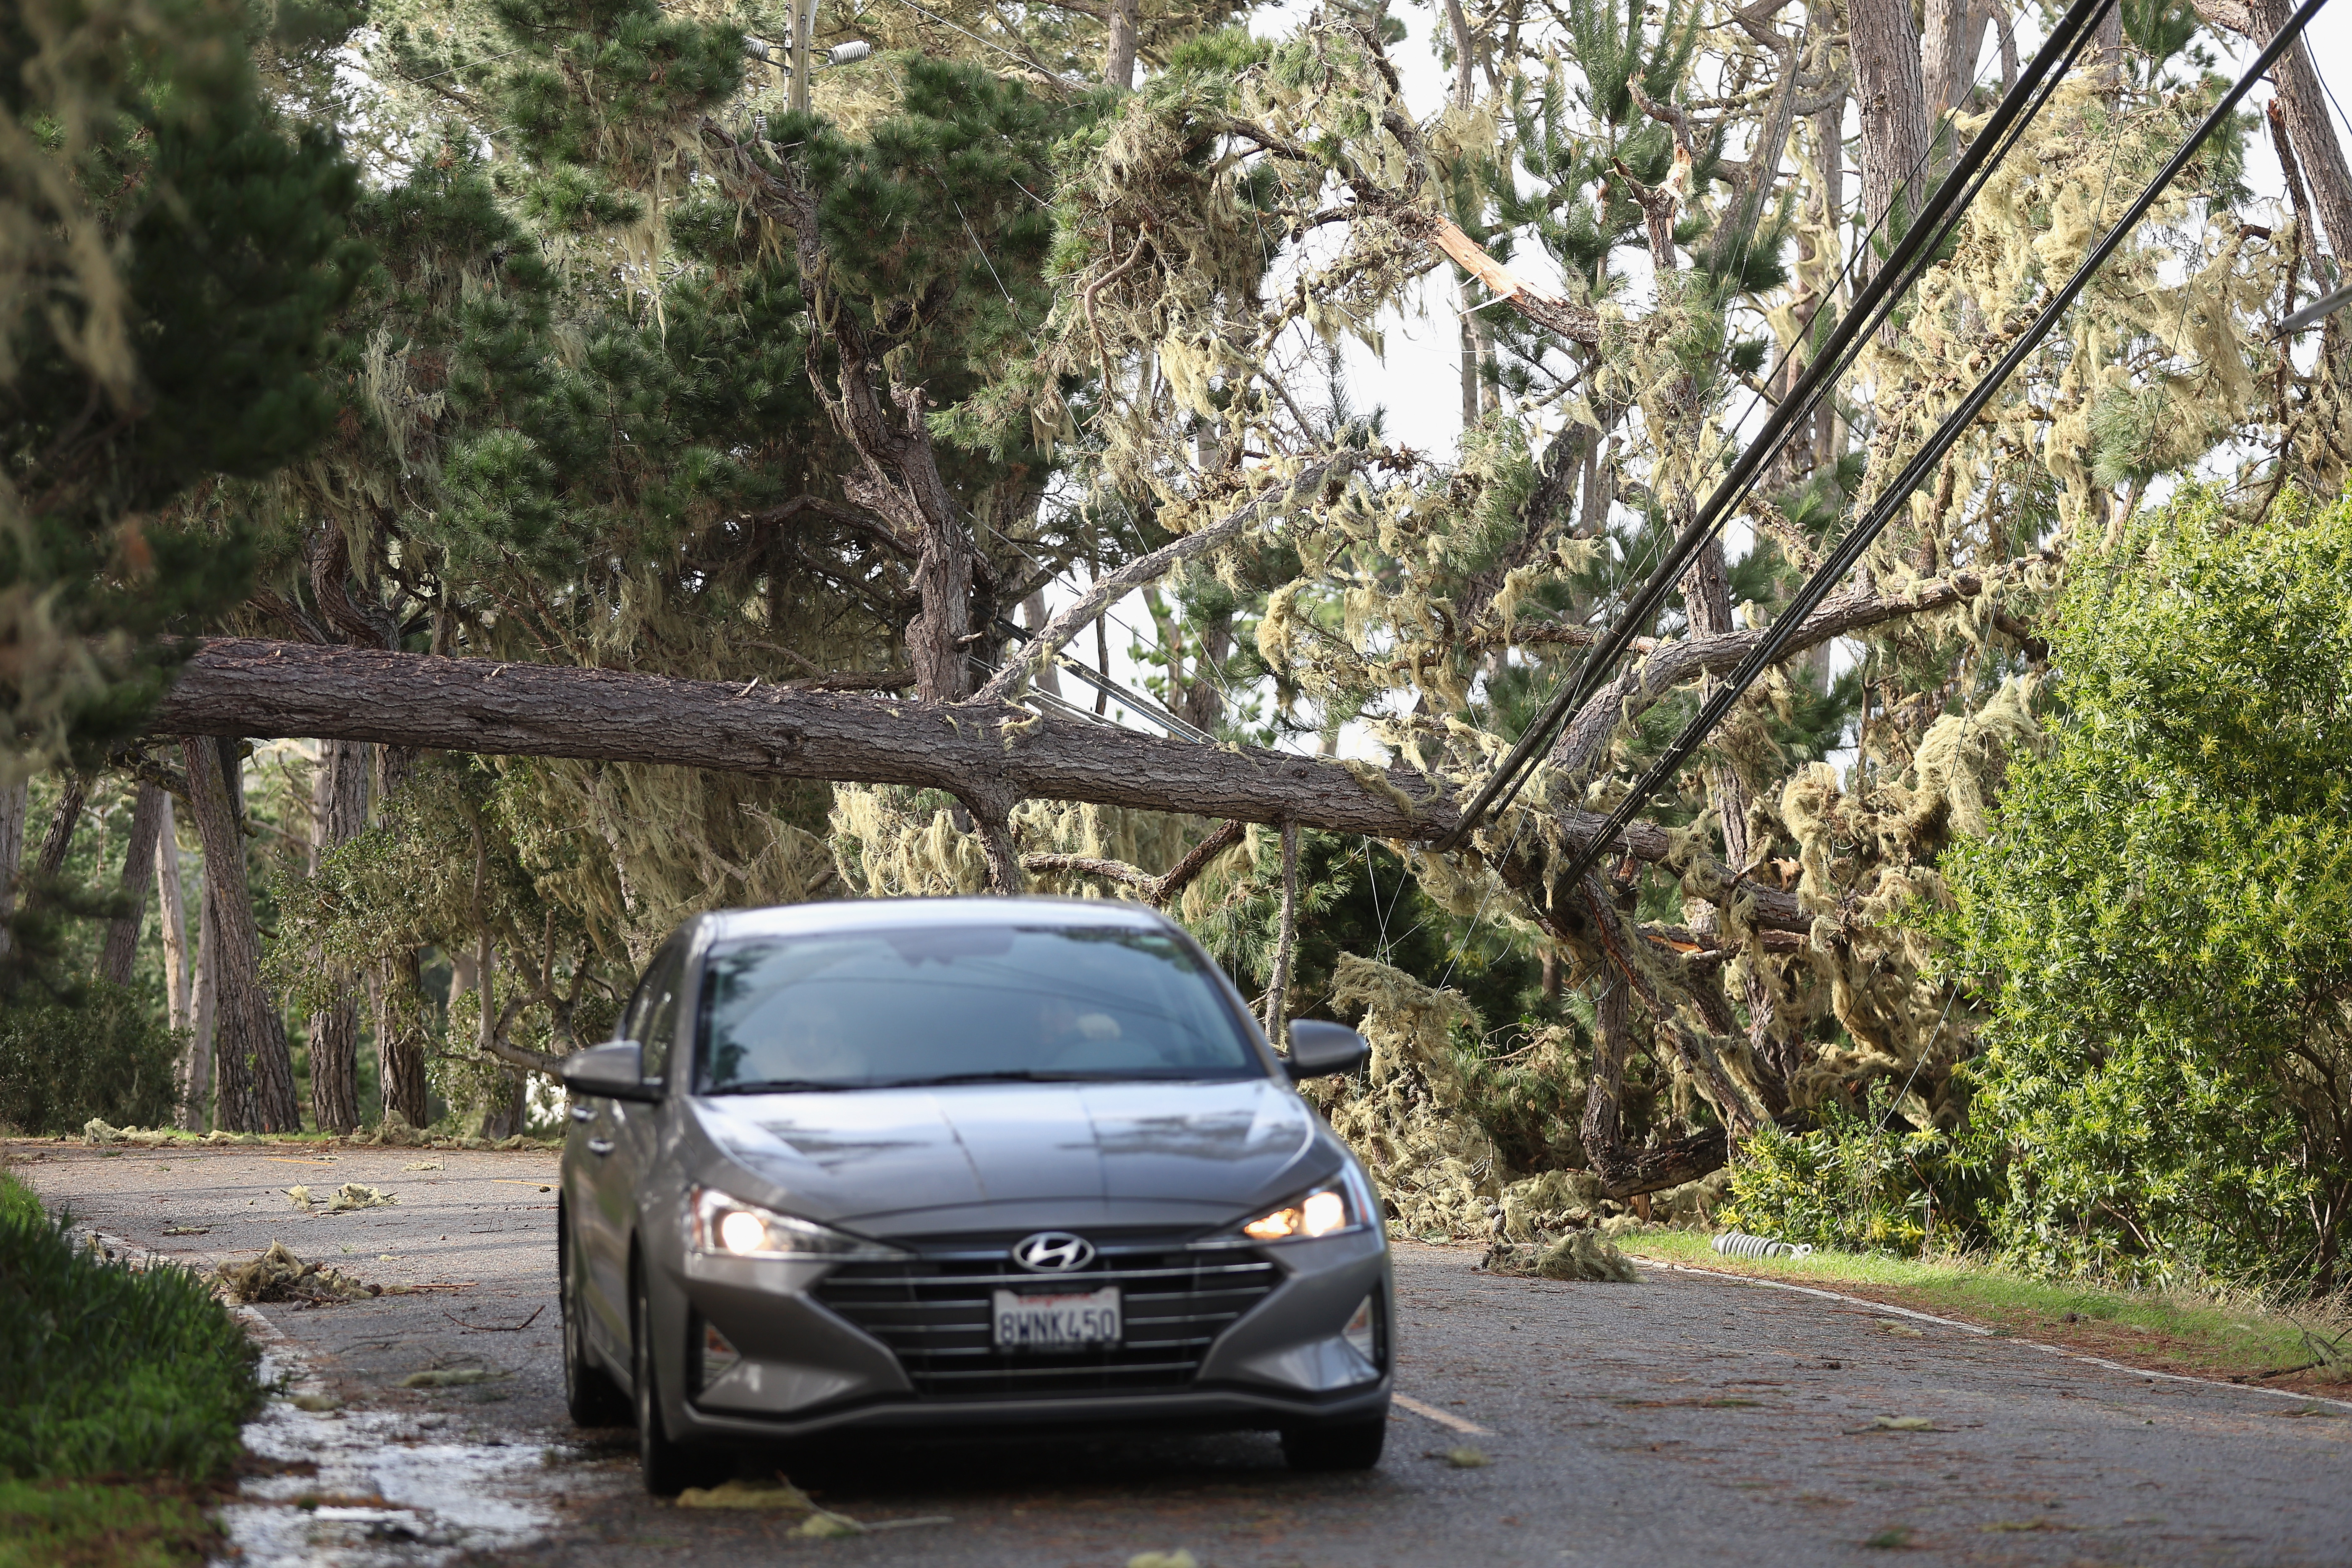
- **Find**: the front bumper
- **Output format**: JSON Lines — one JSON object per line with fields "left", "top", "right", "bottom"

{"left": 648, "top": 1225, "right": 1392, "bottom": 1442}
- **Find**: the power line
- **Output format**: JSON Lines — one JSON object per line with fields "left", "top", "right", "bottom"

{"left": 1544, "top": 0, "right": 2338, "bottom": 893}
{"left": 1436, "top": 0, "right": 2125, "bottom": 850}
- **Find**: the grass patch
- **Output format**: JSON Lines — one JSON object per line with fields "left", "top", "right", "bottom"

{"left": 1617, "top": 1228, "right": 2351, "bottom": 1387}
{"left": 0, "top": 1171, "right": 262, "bottom": 1479}
{"left": 0, "top": 1167, "right": 262, "bottom": 1565}
{"left": 0, "top": 1477, "right": 222, "bottom": 1568}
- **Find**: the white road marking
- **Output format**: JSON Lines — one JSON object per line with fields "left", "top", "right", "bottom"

{"left": 1657, "top": 1260, "right": 2352, "bottom": 1414}
{"left": 1393, "top": 1393, "right": 1493, "bottom": 1434}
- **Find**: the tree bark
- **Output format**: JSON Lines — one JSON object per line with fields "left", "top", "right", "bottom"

{"left": 372, "top": 956, "right": 432, "bottom": 1129}
{"left": 1104, "top": 0, "right": 1138, "bottom": 89}
{"left": 2205, "top": 0, "right": 2352, "bottom": 267}
{"left": 1020, "top": 590, "right": 1062, "bottom": 697}
{"left": 1849, "top": 0, "right": 1931, "bottom": 244}
{"left": 145, "top": 607, "right": 1978, "bottom": 932}
{"left": 0, "top": 780, "right": 26, "bottom": 958}
{"left": 189, "top": 865, "right": 219, "bottom": 1129}
{"left": 98, "top": 783, "right": 167, "bottom": 987}
{"left": 307, "top": 740, "right": 370, "bottom": 1133}
{"left": 34, "top": 772, "right": 87, "bottom": 880}
{"left": 1921, "top": 0, "right": 1968, "bottom": 121}
{"left": 180, "top": 736, "right": 301, "bottom": 1132}
{"left": 1261, "top": 820, "right": 1301, "bottom": 1039}
{"left": 153, "top": 796, "right": 204, "bottom": 1128}
{"left": 1578, "top": 939, "right": 1731, "bottom": 1197}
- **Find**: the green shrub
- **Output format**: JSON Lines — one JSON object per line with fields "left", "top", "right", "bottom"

{"left": 1941, "top": 488, "right": 2352, "bottom": 1290}
{"left": 0, "top": 1174, "right": 260, "bottom": 1480}
{"left": 1724, "top": 1082, "right": 1991, "bottom": 1255}
{"left": 0, "top": 983, "right": 181, "bottom": 1135}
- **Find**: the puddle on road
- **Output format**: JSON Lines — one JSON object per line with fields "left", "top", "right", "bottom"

{"left": 217, "top": 1338, "right": 617, "bottom": 1567}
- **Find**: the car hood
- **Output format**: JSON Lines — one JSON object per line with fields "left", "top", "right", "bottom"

{"left": 686, "top": 1078, "right": 1325, "bottom": 1234}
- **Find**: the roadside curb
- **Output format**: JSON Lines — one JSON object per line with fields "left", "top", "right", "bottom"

{"left": 1653, "top": 1259, "right": 2352, "bottom": 1415}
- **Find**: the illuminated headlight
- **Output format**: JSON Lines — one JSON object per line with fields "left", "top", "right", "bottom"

{"left": 1238, "top": 1174, "right": 1367, "bottom": 1242}
{"left": 688, "top": 1187, "right": 902, "bottom": 1261}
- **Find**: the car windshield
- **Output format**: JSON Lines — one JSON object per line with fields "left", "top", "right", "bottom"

{"left": 694, "top": 924, "right": 1264, "bottom": 1092}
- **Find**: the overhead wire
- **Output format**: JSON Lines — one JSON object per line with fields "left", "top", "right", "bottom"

{"left": 1436, "top": 0, "right": 2127, "bottom": 849}
{"left": 1545, "top": 0, "right": 2339, "bottom": 893}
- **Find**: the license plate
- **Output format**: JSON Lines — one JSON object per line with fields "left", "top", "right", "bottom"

{"left": 992, "top": 1285, "right": 1121, "bottom": 1351}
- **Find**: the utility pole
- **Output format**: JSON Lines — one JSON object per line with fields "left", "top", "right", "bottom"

{"left": 789, "top": 0, "right": 814, "bottom": 114}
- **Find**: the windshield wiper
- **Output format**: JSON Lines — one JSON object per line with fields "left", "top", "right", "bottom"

{"left": 705, "top": 1078, "right": 860, "bottom": 1094}
{"left": 873, "top": 1070, "right": 1096, "bottom": 1087}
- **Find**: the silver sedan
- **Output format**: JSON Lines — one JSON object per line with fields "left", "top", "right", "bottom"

{"left": 557, "top": 896, "right": 1393, "bottom": 1494}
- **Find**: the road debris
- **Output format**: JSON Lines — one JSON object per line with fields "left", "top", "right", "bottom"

{"left": 1481, "top": 1229, "right": 1639, "bottom": 1282}
{"left": 399, "top": 1366, "right": 506, "bottom": 1388}
{"left": 216, "top": 1243, "right": 381, "bottom": 1304}
{"left": 674, "top": 1475, "right": 871, "bottom": 1535}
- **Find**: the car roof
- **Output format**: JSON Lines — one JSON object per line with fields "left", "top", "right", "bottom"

{"left": 696, "top": 896, "right": 1176, "bottom": 944}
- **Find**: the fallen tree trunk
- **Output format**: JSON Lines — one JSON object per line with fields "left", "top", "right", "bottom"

{"left": 150, "top": 639, "right": 1825, "bottom": 935}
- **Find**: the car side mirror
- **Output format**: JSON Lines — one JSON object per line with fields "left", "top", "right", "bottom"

{"left": 562, "top": 1040, "right": 661, "bottom": 1104}
{"left": 1284, "top": 1020, "right": 1371, "bottom": 1081}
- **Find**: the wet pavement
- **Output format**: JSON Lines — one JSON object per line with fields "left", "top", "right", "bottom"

{"left": 14, "top": 1139, "right": 2352, "bottom": 1567}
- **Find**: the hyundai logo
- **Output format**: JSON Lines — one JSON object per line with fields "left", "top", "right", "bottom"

{"left": 1011, "top": 1231, "right": 1095, "bottom": 1272}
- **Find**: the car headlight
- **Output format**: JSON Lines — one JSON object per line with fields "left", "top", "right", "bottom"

{"left": 1238, "top": 1175, "right": 1367, "bottom": 1242}
{"left": 688, "top": 1187, "right": 903, "bottom": 1261}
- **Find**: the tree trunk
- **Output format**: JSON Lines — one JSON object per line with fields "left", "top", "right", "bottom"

{"left": 98, "top": 783, "right": 167, "bottom": 987}
{"left": 1261, "top": 820, "right": 1301, "bottom": 1040}
{"left": 2091, "top": 0, "right": 2124, "bottom": 85}
{"left": 154, "top": 796, "right": 204, "bottom": 1128}
{"left": 190, "top": 874, "right": 219, "bottom": 1129}
{"left": 2242, "top": 0, "right": 2352, "bottom": 267}
{"left": 148, "top": 620, "right": 1973, "bottom": 924}
{"left": 1104, "top": 0, "right": 1138, "bottom": 89}
{"left": 1921, "top": 0, "right": 1967, "bottom": 122}
{"left": 306, "top": 740, "right": 370, "bottom": 1133}
{"left": 0, "top": 780, "right": 25, "bottom": 958}
{"left": 371, "top": 956, "right": 432, "bottom": 1129}
{"left": 1021, "top": 590, "right": 1062, "bottom": 697}
{"left": 180, "top": 736, "right": 301, "bottom": 1132}
{"left": 1578, "top": 948, "right": 1731, "bottom": 1197}
{"left": 1849, "top": 0, "right": 1931, "bottom": 245}
{"left": 369, "top": 741, "right": 427, "bottom": 1127}
{"left": 34, "top": 772, "right": 87, "bottom": 880}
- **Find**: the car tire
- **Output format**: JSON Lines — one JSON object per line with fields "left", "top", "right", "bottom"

{"left": 559, "top": 1202, "right": 629, "bottom": 1428}
{"left": 631, "top": 1257, "right": 719, "bottom": 1496}
{"left": 1281, "top": 1414, "right": 1388, "bottom": 1471}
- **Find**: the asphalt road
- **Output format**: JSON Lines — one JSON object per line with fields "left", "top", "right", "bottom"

{"left": 15, "top": 1139, "right": 2352, "bottom": 1568}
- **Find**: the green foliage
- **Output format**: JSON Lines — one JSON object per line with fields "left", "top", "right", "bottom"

{"left": 0, "top": 0, "right": 364, "bottom": 775}
{"left": 1941, "top": 487, "right": 2352, "bottom": 1290}
{"left": 0, "top": 983, "right": 181, "bottom": 1136}
{"left": 0, "top": 1173, "right": 260, "bottom": 1480}
{"left": 1724, "top": 1081, "right": 1987, "bottom": 1255}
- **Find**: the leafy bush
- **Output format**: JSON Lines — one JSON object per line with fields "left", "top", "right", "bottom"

{"left": 1724, "top": 1081, "right": 1989, "bottom": 1254}
{"left": 0, "top": 1174, "right": 259, "bottom": 1480}
{"left": 1941, "top": 487, "right": 2352, "bottom": 1290}
{"left": 0, "top": 983, "right": 181, "bottom": 1135}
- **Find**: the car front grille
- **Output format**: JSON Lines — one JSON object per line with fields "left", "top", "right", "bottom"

{"left": 813, "top": 1232, "right": 1279, "bottom": 1400}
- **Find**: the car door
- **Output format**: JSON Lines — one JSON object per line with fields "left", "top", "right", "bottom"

{"left": 580, "top": 942, "right": 681, "bottom": 1357}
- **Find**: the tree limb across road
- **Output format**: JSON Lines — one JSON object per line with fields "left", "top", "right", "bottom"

{"left": 149, "top": 638, "right": 1824, "bottom": 933}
